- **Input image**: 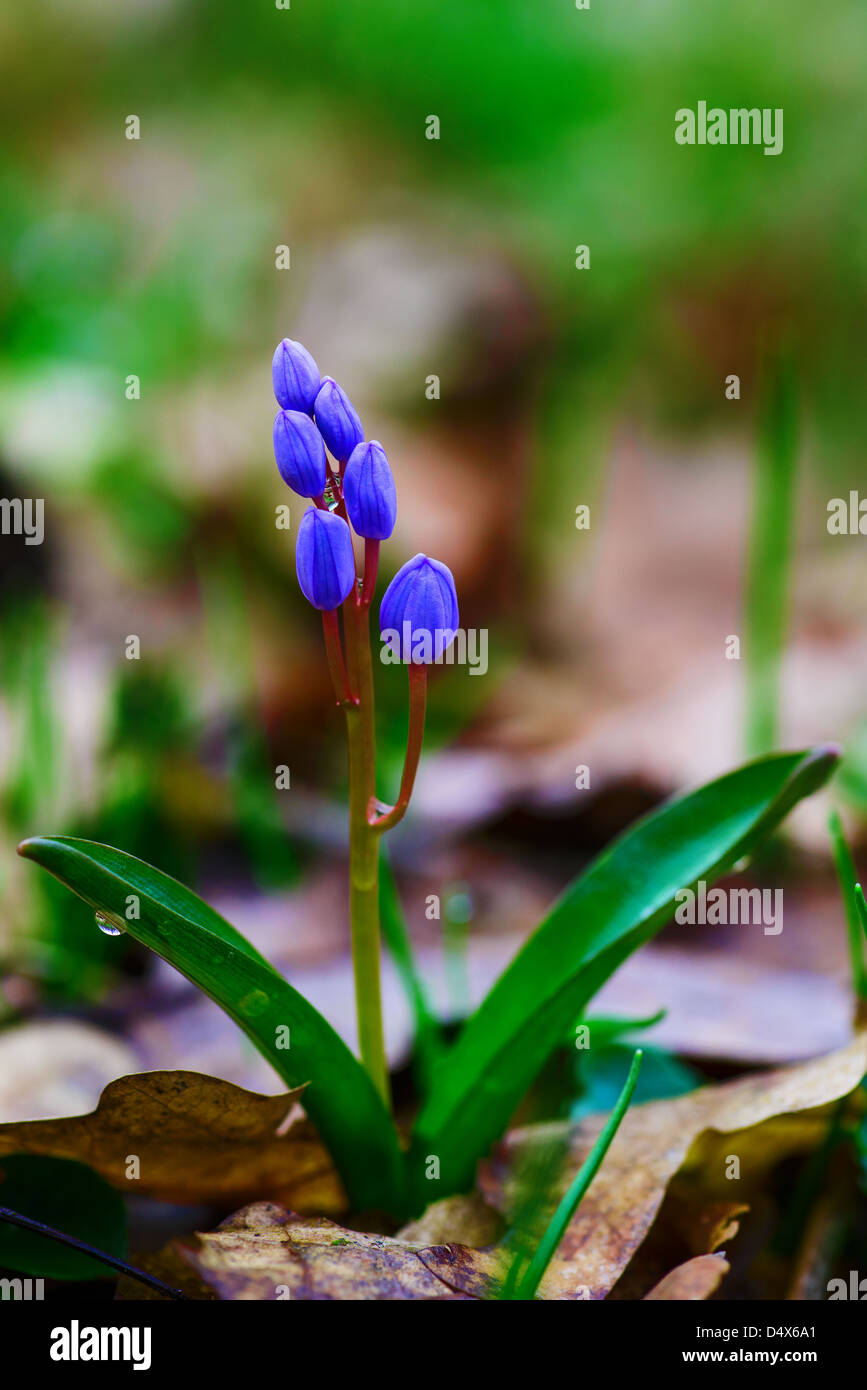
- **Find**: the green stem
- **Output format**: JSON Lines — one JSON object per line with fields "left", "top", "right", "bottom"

{"left": 343, "top": 592, "right": 391, "bottom": 1109}
{"left": 743, "top": 351, "right": 797, "bottom": 758}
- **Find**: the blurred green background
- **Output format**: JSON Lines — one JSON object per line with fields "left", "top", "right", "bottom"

{"left": 0, "top": 0, "right": 865, "bottom": 1006}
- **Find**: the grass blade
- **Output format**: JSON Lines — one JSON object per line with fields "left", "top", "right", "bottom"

{"left": 509, "top": 1048, "right": 643, "bottom": 1300}
{"left": 828, "top": 810, "right": 867, "bottom": 997}
{"left": 17, "top": 836, "right": 407, "bottom": 1216}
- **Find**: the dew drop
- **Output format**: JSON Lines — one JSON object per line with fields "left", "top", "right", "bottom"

{"left": 95, "top": 911, "right": 125, "bottom": 937}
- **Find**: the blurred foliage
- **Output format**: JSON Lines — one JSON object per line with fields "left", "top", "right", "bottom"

{"left": 1, "top": 0, "right": 864, "bottom": 450}
{"left": 0, "top": 599, "right": 57, "bottom": 831}
{"left": 0, "top": 0, "right": 865, "bottom": 993}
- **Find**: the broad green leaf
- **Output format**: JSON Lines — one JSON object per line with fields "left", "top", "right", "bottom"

{"left": 408, "top": 747, "right": 838, "bottom": 1208}
{"left": 17, "top": 836, "right": 407, "bottom": 1217}
{"left": 0, "top": 1155, "right": 126, "bottom": 1281}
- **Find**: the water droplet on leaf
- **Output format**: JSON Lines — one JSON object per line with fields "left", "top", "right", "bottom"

{"left": 95, "top": 911, "right": 125, "bottom": 937}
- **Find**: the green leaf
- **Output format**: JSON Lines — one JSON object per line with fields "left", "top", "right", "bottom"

{"left": 856, "top": 884, "right": 867, "bottom": 945}
{"left": 577, "top": 1009, "right": 667, "bottom": 1050}
{"left": 17, "top": 836, "right": 407, "bottom": 1217}
{"left": 0, "top": 1155, "right": 126, "bottom": 1281}
{"left": 408, "top": 746, "right": 838, "bottom": 1208}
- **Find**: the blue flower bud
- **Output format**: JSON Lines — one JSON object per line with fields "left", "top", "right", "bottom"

{"left": 274, "top": 409, "right": 327, "bottom": 498}
{"left": 296, "top": 507, "right": 357, "bottom": 611}
{"left": 313, "top": 376, "right": 364, "bottom": 464}
{"left": 272, "top": 338, "right": 321, "bottom": 413}
{"left": 379, "top": 554, "right": 459, "bottom": 663}
{"left": 343, "top": 440, "right": 397, "bottom": 540}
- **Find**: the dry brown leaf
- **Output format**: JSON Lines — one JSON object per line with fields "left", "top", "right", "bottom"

{"left": 667, "top": 1194, "right": 748, "bottom": 1258}
{"left": 395, "top": 1192, "right": 503, "bottom": 1248}
{"left": 0, "top": 1070, "right": 344, "bottom": 1213}
{"left": 173, "top": 1035, "right": 867, "bottom": 1301}
{"left": 176, "top": 1202, "right": 500, "bottom": 1301}
{"left": 479, "top": 1031, "right": 867, "bottom": 1300}
{"left": 607, "top": 1187, "right": 748, "bottom": 1299}
{"left": 644, "top": 1253, "right": 730, "bottom": 1301}
{"left": 12, "top": 1034, "right": 860, "bottom": 1301}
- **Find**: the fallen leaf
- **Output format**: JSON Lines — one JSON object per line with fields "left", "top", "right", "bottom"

{"left": 644, "top": 1253, "right": 729, "bottom": 1301}
{"left": 0, "top": 1070, "right": 344, "bottom": 1213}
{"left": 176, "top": 1202, "right": 499, "bottom": 1301}
{"left": 396, "top": 1192, "right": 503, "bottom": 1248}
{"left": 664, "top": 1192, "right": 747, "bottom": 1259}
{"left": 171, "top": 1034, "right": 867, "bottom": 1300}
{"left": 607, "top": 1188, "right": 747, "bottom": 1299}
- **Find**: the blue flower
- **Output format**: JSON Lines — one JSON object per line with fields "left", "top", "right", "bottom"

{"left": 274, "top": 409, "right": 327, "bottom": 498}
{"left": 314, "top": 376, "right": 364, "bottom": 464}
{"left": 296, "top": 508, "right": 357, "bottom": 610}
{"left": 272, "top": 339, "right": 321, "bottom": 414}
{"left": 343, "top": 441, "right": 397, "bottom": 540}
{"left": 379, "top": 554, "right": 459, "bottom": 663}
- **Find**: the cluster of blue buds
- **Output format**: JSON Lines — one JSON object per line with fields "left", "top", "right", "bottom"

{"left": 271, "top": 338, "right": 458, "bottom": 662}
